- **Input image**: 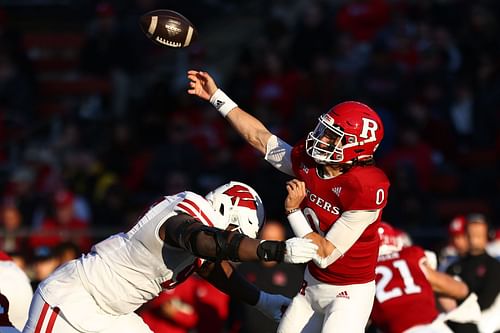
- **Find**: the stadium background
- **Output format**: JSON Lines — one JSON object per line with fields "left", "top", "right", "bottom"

{"left": 0, "top": 0, "right": 498, "bottom": 331}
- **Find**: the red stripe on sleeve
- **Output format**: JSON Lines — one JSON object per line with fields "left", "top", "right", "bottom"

{"left": 45, "top": 307, "right": 60, "bottom": 333}
{"left": 178, "top": 200, "right": 215, "bottom": 227}
{"left": 182, "top": 198, "right": 214, "bottom": 226}
{"left": 34, "top": 302, "right": 49, "bottom": 333}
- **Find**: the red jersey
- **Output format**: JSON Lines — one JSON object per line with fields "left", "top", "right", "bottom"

{"left": 291, "top": 143, "right": 389, "bottom": 285}
{"left": 140, "top": 276, "right": 198, "bottom": 333}
{"left": 371, "top": 246, "right": 439, "bottom": 333}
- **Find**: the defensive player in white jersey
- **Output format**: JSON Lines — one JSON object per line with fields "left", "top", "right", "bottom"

{"left": 0, "top": 251, "right": 33, "bottom": 331}
{"left": 188, "top": 71, "right": 390, "bottom": 333}
{"left": 23, "top": 181, "right": 318, "bottom": 333}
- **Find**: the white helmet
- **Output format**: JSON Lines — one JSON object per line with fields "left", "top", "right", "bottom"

{"left": 205, "top": 181, "right": 265, "bottom": 238}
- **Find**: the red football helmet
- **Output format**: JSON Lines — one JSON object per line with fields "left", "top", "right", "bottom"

{"left": 378, "top": 222, "right": 403, "bottom": 255}
{"left": 306, "top": 101, "right": 384, "bottom": 164}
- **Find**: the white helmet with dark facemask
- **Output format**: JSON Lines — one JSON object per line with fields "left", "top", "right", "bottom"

{"left": 205, "top": 181, "right": 265, "bottom": 238}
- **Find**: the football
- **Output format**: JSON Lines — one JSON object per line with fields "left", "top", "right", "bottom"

{"left": 139, "top": 9, "right": 197, "bottom": 48}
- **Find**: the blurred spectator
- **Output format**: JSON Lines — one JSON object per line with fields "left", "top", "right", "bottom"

{"left": 233, "top": 221, "right": 304, "bottom": 333}
{"left": 0, "top": 250, "right": 33, "bottom": 331}
{"left": 30, "top": 246, "right": 60, "bottom": 290}
{"left": 28, "top": 189, "right": 91, "bottom": 252}
{"left": 79, "top": 2, "right": 137, "bottom": 117}
{"left": 145, "top": 114, "right": 202, "bottom": 194}
{"left": 0, "top": 203, "right": 28, "bottom": 256}
{"left": 139, "top": 276, "right": 198, "bottom": 333}
{"left": 252, "top": 50, "right": 301, "bottom": 119}
{"left": 54, "top": 241, "right": 81, "bottom": 265}
{"left": 439, "top": 215, "right": 469, "bottom": 272}
{"left": 0, "top": 45, "right": 34, "bottom": 124}
{"left": 335, "top": 0, "right": 390, "bottom": 42}
{"left": 8, "top": 251, "right": 28, "bottom": 272}
{"left": 289, "top": 1, "right": 335, "bottom": 70}
{"left": 444, "top": 214, "right": 500, "bottom": 333}
{"left": 3, "top": 167, "right": 40, "bottom": 228}
{"left": 486, "top": 229, "right": 500, "bottom": 261}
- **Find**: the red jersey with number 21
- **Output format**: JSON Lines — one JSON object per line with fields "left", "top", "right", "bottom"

{"left": 371, "top": 246, "right": 439, "bottom": 333}
{"left": 291, "top": 143, "right": 390, "bottom": 285}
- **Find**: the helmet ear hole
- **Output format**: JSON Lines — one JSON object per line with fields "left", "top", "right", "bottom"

{"left": 219, "top": 204, "right": 225, "bottom": 216}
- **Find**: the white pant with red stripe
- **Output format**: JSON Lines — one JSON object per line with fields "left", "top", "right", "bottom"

{"left": 277, "top": 268, "right": 375, "bottom": 333}
{"left": 22, "top": 290, "right": 153, "bottom": 333}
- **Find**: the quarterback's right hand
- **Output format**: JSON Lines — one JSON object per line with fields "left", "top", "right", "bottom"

{"left": 187, "top": 70, "right": 218, "bottom": 101}
{"left": 284, "top": 237, "right": 318, "bottom": 264}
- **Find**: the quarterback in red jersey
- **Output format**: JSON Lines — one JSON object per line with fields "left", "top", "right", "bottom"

{"left": 371, "top": 222, "right": 472, "bottom": 333}
{"left": 188, "top": 71, "right": 389, "bottom": 332}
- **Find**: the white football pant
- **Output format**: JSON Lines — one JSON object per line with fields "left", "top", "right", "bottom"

{"left": 22, "top": 291, "right": 153, "bottom": 333}
{"left": 277, "top": 268, "right": 375, "bottom": 333}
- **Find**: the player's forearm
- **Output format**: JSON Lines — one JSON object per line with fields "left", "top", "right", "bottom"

{"left": 428, "top": 270, "right": 469, "bottom": 299}
{"left": 225, "top": 107, "right": 273, "bottom": 155}
{"left": 305, "top": 232, "right": 334, "bottom": 257}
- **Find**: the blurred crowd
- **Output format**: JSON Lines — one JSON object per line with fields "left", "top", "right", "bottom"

{"left": 0, "top": 0, "right": 499, "bottom": 332}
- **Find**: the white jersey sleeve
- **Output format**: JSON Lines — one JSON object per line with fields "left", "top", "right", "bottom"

{"left": 264, "top": 135, "right": 294, "bottom": 176}
{"left": 313, "top": 210, "right": 380, "bottom": 268}
{"left": 45, "top": 191, "right": 219, "bottom": 316}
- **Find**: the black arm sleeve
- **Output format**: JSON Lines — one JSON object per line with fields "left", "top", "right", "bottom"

{"left": 162, "top": 213, "right": 248, "bottom": 262}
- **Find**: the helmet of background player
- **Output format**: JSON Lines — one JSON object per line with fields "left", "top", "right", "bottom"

{"left": 378, "top": 222, "right": 403, "bottom": 255}
{"left": 205, "top": 181, "right": 265, "bottom": 238}
{"left": 306, "top": 101, "right": 384, "bottom": 165}
{"left": 394, "top": 226, "right": 413, "bottom": 247}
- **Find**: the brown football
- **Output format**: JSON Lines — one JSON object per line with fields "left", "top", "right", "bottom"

{"left": 139, "top": 9, "right": 197, "bottom": 48}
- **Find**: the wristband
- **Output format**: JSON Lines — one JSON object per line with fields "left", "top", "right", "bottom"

{"left": 287, "top": 210, "right": 314, "bottom": 238}
{"left": 209, "top": 89, "right": 238, "bottom": 117}
{"left": 285, "top": 208, "right": 300, "bottom": 215}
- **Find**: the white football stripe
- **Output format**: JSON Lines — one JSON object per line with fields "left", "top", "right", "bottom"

{"left": 148, "top": 16, "right": 158, "bottom": 35}
{"left": 184, "top": 26, "right": 194, "bottom": 47}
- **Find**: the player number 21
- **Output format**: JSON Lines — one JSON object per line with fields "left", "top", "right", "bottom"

{"left": 375, "top": 259, "right": 422, "bottom": 303}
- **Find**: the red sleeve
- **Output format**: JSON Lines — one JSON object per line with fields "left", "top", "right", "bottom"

{"left": 406, "top": 246, "right": 426, "bottom": 262}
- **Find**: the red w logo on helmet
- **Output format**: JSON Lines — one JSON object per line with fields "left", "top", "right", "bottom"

{"left": 223, "top": 185, "right": 257, "bottom": 210}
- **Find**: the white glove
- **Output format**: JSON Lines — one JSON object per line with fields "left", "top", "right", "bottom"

{"left": 255, "top": 291, "right": 291, "bottom": 322}
{"left": 284, "top": 237, "right": 318, "bottom": 264}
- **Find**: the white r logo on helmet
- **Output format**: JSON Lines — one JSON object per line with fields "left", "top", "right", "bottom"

{"left": 360, "top": 118, "right": 378, "bottom": 141}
